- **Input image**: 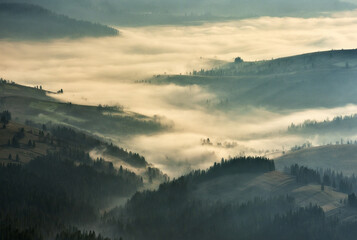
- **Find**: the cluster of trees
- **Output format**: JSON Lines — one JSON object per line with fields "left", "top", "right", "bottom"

{"left": 7, "top": 153, "right": 20, "bottom": 162}
{"left": 103, "top": 187, "right": 357, "bottom": 240}
{"left": 290, "top": 141, "right": 312, "bottom": 152}
{"left": 103, "top": 196, "right": 298, "bottom": 240}
{"left": 55, "top": 228, "right": 119, "bottom": 240}
{"left": 142, "top": 157, "right": 275, "bottom": 193}
{"left": 289, "top": 164, "right": 321, "bottom": 185}
{"left": 27, "top": 139, "right": 36, "bottom": 148}
{"left": 7, "top": 127, "right": 25, "bottom": 148}
{"left": 201, "top": 138, "right": 213, "bottom": 145}
{"left": 145, "top": 166, "right": 169, "bottom": 183}
{"left": 0, "top": 77, "right": 14, "bottom": 85}
{"left": 104, "top": 143, "right": 148, "bottom": 168}
{"left": 288, "top": 115, "right": 357, "bottom": 135}
{"left": 288, "top": 164, "right": 356, "bottom": 194}
{"left": 0, "top": 218, "right": 42, "bottom": 240}
{"left": 96, "top": 104, "right": 123, "bottom": 113}
{"left": 200, "top": 156, "right": 275, "bottom": 180}
{"left": 348, "top": 193, "right": 357, "bottom": 207}
{"left": 50, "top": 126, "right": 100, "bottom": 148}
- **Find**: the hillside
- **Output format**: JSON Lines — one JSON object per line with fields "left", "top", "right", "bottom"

{"left": 0, "top": 79, "right": 166, "bottom": 137}
{"left": 0, "top": 116, "right": 167, "bottom": 176}
{"left": 2, "top": 131, "right": 357, "bottom": 239}
{"left": 275, "top": 144, "right": 357, "bottom": 175}
{"left": 151, "top": 49, "right": 357, "bottom": 110}
{"left": 0, "top": 119, "right": 147, "bottom": 239}
{"left": 192, "top": 171, "right": 346, "bottom": 212}
{"left": 0, "top": 121, "right": 54, "bottom": 164}
{"left": 100, "top": 157, "right": 357, "bottom": 240}
{"left": 0, "top": 3, "right": 118, "bottom": 40}
{"left": 287, "top": 114, "right": 357, "bottom": 136}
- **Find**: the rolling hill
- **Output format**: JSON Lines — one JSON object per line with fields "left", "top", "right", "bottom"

{"left": 151, "top": 49, "right": 357, "bottom": 110}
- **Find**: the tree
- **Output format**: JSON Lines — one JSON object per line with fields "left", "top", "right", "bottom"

{"left": 323, "top": 174, "right": 331, "bottom": 186}
{"left": 234, "top": 57, "right": 244, "bottom": 63}
{"left": 8, "top": 154, "right": 12, "bottom": 160}
{"left": 12, "top": 137, "right": 19, "bottom": 147}
{"left": 16, "top": 154, "right": 20, "bottom": 162}
{"left": 0, "top": 110, "right": 11, "bottom": 125}
{"left": 348, "top": 193, "right": 357, "bottom": 207}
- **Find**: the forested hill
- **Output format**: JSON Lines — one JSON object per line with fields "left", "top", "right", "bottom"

{"left": 99, "top": 157, "right": 357, "bottom": 240}
{"left": 0, "top": 3, "right": 118, "bottom": 40}
{"left": 0, "top": 120, "right": 143, "bottom": 240}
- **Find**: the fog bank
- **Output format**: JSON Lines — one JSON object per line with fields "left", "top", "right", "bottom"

{"left": 2, "top": 12, "right": 357, "bottom": 176}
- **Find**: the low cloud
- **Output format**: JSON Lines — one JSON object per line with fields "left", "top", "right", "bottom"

{"left": 2, "top": 12, "right": 357, "bottom": 176}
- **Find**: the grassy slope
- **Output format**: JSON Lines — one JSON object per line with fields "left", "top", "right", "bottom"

{"left": 275, "top": 144, "right": 357, "bottom": 175}
{"left": 0, "top": 82, "right": 165, "bottom": 136}
{"left": 0, "top": 121, "right": 54, "bottom": 164}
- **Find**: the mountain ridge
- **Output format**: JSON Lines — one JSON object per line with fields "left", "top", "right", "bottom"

{"left": 0, "top": 3, "right": 119, "bottom": 40}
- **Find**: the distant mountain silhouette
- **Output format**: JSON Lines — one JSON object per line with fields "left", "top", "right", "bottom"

{"left": 0, "top": 3, "right": 118, "bottom": 40}
{"left": 0, "top": 0, "right": 354, "bottom": 26}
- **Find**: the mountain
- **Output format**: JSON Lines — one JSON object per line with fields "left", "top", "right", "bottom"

{"left": 0, "top": 3, "right": 118, "bottom": 40}
{"left": 0, "top": 0, "right": 354, "bottom": 26}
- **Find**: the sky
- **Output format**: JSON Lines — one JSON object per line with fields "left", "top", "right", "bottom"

{"left": 2, "top": 11, "right": 357, "bottom": 176}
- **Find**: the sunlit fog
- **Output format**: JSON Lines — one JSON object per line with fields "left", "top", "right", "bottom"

{"left": 2, "top": 11, "right": 357, "bottom": 175}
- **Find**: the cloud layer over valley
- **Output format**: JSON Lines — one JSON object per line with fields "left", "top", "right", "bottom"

{"left": 2, "top": 11, "right": 357, "bottom": 176}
